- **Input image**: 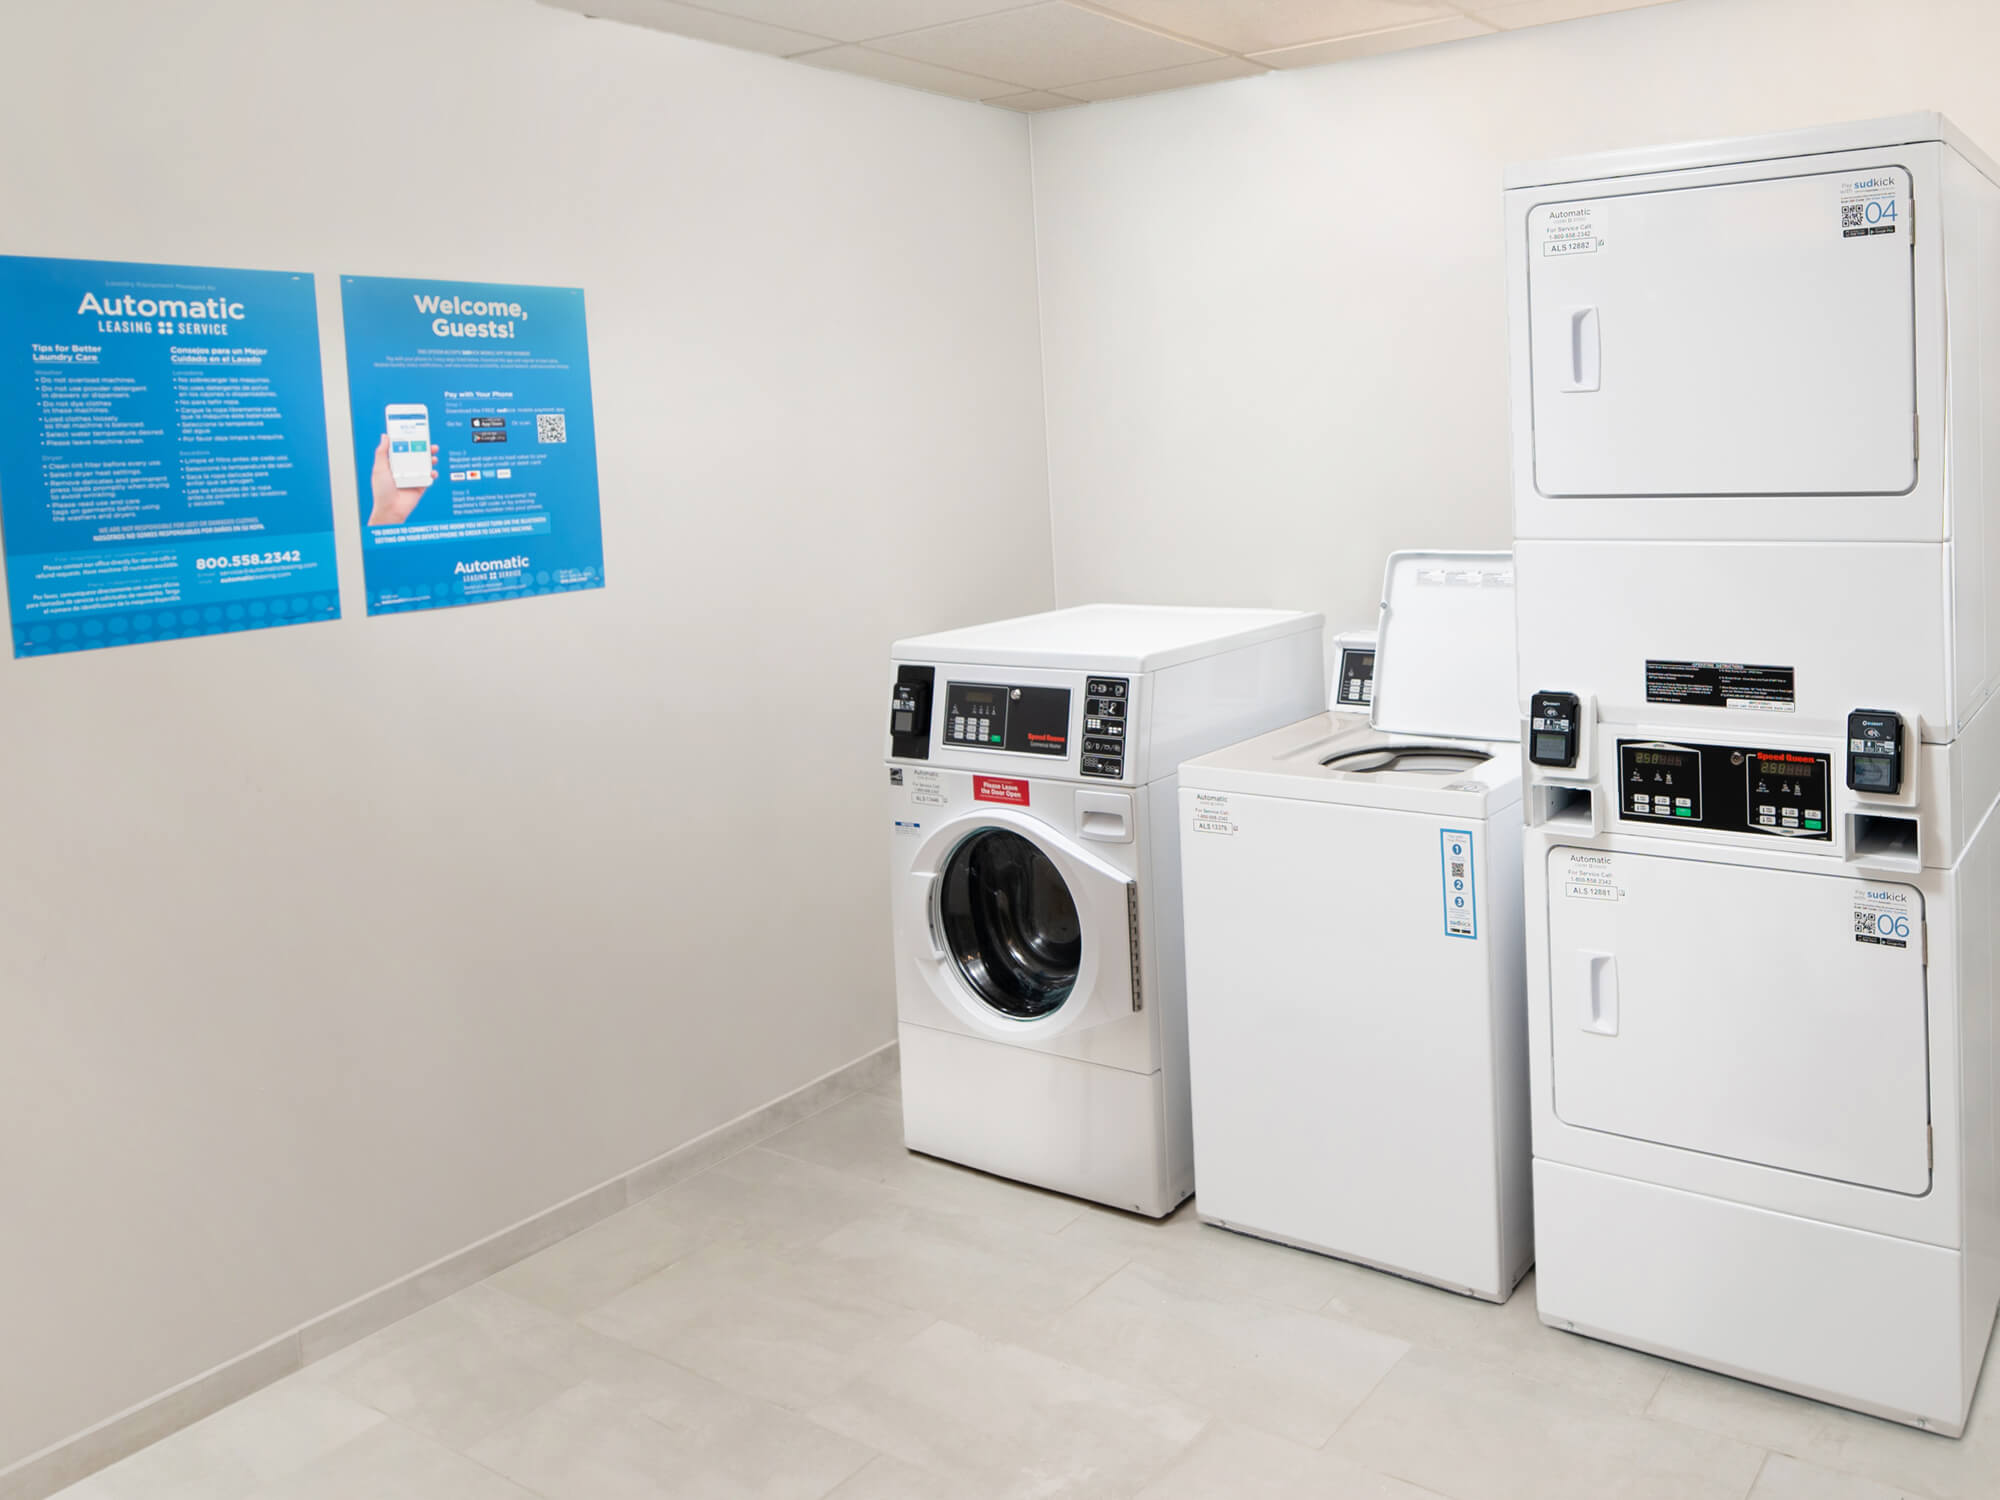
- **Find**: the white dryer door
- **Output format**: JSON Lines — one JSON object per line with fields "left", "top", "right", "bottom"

{"left": 1527, "top": 167, "right": 1916, "bottom": 498}
{"left": 905, "top": 808, "right": 1138, "bottom": 1041}
{"left": 1547, "top": 849, "right": 1930, "bottom": 1194}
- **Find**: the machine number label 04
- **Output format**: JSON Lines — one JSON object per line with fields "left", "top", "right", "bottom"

{"left": 1441, "top": 830, "right": 1477, "bottom": 938}
{"left": 1853, "top": 886, "right": 1913, "bottom": 949}
{"left": 1838, "top": 171, "right": 1905, "bottom": 241}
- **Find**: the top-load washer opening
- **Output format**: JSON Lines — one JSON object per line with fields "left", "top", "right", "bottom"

{"left": 936, "top": 828, "right": 1082, "bottom": 1020}
{"left": 1320, "top": 745, "right": 1493, "bottom": 776}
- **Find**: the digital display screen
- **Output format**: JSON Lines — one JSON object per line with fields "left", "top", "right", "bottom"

{"left": 1535, "top": 732, "right": 1567, "bottom": 761}
{"left": 1633, "top": 750, "right": 1691, "bottom": 768}
{"left": 961, "top": 689, "right": 999, "bottom": 706}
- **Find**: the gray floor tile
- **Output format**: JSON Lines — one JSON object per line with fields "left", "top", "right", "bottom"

{"left": 1318, "top": 1266, "right": 1666, "bottom": 1414}
{"left": 1328, "top": 1347, "right": 1769, "bottom": 1500}
{"left": 1648, "top": 1361, "right": 2000, "bottom": 1500}
{"left": 1132, "top": 1421, "right": 1448, "bottom": 1499}
{"left": 240, "top": 1421, "right": 538, "bottom": 1500}
{"left": 1749, "top": 1452, "right": 1941, "bottom": 1499}
{"left": 1029, "top": 1260, "right": 1410, "bottom": 1447}
{"left": 467, "top": 1379, "right": 874, "bottom": 1500}
{"left": 806, "top": 1320, "right": 1206, "bottom": 1499}
{"left": 580, "top": 1241, "right": 936, "bottom": 1410}
{"left": 760, "top": 1088, "right": 1087, "bottom": 1235}
{"left": 1057, "top": 1201, "right": 1363, "bottom": 1312}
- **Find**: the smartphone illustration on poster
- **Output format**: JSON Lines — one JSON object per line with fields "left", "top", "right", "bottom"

{"left": 385, "top": 404, "right": 432, "bottom": 488}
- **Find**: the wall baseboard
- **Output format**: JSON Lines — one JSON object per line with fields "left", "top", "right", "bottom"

{"left": 0, "top": 1039, "right": 899, "bottom": 1500}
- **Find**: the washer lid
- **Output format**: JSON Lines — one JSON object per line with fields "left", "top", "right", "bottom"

{"left": 1370, "top": 551, "right": 1518, "bottom": 743}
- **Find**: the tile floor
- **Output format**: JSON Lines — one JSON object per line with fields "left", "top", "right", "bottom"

{"left": 57, "top": 1064, "right": 2000, "bottom": 1499}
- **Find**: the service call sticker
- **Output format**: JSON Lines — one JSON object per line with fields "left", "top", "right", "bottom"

{"left": 1190, "top": 791, "right": 1236, "bottom": 836}
{"left": 1854, "top": 886, "right": 1914, "bottom": 948}
{"left": 1540, "top": 203, "right": 1606, "bottom": 258}
{"left": 909, "top": 768, "right": 946, "bottom": 807}
{"left": 1562, "top": 850, "right": 1622, "bottom": 902}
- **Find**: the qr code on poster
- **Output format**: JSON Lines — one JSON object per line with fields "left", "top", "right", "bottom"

{"left": 1842, "top": 202, "right": 1865, "bottom": 228}
{"left": 1853, "top": 908, "right": 1877, "bottom": 935}
{"left": 536, "top": 413, "right": 566, "bottom": 444}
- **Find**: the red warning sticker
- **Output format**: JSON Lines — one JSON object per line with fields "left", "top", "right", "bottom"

{"left": 974, "top": 776, "right": 1030, "bottom": 807}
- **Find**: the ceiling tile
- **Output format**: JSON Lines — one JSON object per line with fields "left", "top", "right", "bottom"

{"left": 1059, "top": 56, "right": 1268, "bottom": 102}
{"left": 1086, "top": 0, "right": 1461, "bottom": 55}
{"left": 796, "top": 43, "right": 1017, "bottom": 99}
{"left": 1462, "top": 0, "right": 1678, "bottom": 28}
{"left": 874, "top": 2, "right": 1219, "bottom": 90}
{"left": 537, "top": 0, "right": 832, "bottom": 56}
{"left": 986, "top": 90, "right": 1089, "bottom": 111}
{"left": 685, "top": 0, "right": 1043, "bottom": 44}
{"left": 1251, "top": 14, "right": 1494, "bottom": 66}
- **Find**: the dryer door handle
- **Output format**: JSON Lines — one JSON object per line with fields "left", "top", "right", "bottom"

{"left": 1580, "top": 950, "right": 1619, "bottom": 1036}
{"left": 910, "top": 872, "right": 945, "bottom": 959}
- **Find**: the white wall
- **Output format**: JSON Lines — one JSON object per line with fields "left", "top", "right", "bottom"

{"left": 0, "top": 0, "right": 1051, "bottom": 1472}
{"left": 1030, "top": 0, "right": 2000, "bottom": 633}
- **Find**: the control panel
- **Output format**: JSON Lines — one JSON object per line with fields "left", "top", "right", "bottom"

{"left": 1617, "top": 739, "right": 1831, "bottom": 842}
{"left": 1847, "top": 710, "right": 1905, "bottom": 794}
{"left": 1529, "top": 691, "right": 1581, "bottom": 768}
{"left": 1334, "top": 647, "right": 1375, "bottom": 710}
{"left": 889, "top": 666, "right": 933, "bottom": 760}
{"left": 1746, "top": 750, "right": 1829, "bottom": 837}
{"left": 1082, "top": 677, "right": 1129, "bottom": 780}
{"left": 1620, "top": 743, "right": 1702, "bottom": 823}
{"left": 943, "top": 682, "right": 1071, "bottom": 756}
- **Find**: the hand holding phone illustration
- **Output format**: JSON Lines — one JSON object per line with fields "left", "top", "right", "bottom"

{"left": 370, "top": 404, "right": 437, "bottom": 526}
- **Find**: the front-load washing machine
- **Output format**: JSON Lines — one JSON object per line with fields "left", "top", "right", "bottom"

{"left": 1179, "top": 553, "right": 1531, "bottom": 1299}
{"left": 885, "top": 605, "right": 1324, "bottom": 1216}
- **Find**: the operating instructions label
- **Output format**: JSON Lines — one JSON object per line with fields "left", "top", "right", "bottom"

{"left": 1442, "top": 829, "right": 1476, "bottom": 937}
{"left": 1645, "top": 660, "right": 1796, "bottom": 712}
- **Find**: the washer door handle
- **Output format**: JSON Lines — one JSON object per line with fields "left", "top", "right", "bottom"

{"left": 910, "top": 871, "right": 945, "bottom": 959}
{"left": 1580, "top": 950, "right": 1619, "bottom": 1036}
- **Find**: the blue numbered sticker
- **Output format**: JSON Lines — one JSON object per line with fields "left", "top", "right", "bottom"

{"left": 1441, "top": 829, "right": 1477, "bottom": 939}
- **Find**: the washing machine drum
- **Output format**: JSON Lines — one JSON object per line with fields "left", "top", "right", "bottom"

{"left": 1321, "top": 743, "right": 1491, "bottom": 775}
{"left": 937, "top": 828, "right": 1082, "bottom": 1019}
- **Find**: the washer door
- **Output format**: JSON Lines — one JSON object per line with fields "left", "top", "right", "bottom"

{"left": 905, "top": 806, "right": 1138, "bottom": 1040}
{"left": 937, "top": 828, "right": 1080, "bottom": 1019}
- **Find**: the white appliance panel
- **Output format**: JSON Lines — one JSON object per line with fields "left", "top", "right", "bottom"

{"left": 1528, "top": 168, "right": 1917, "bottom": 498}
{"left": 1182, "top": 791, "right": 1525, "bottom": 1298}
{"left": 1547, "top": 848, "right": 1931, "bottom": 1194}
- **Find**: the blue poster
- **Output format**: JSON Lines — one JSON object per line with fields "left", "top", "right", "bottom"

{"left": 339, "top": 276, "right": 603, "bottom": 614}
{"left": 0, "top": 256, "right": 339, "bottom": 657}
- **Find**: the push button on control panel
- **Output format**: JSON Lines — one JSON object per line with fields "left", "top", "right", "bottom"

{"left": 1082, "top": 677, "right": 1130, "bottom": 780}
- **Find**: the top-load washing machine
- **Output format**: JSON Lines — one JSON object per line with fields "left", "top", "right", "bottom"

{"left": 885, "top": 604, "right": 1324, "bottom": 1216}
{"left": 1179, "top": 553, "right": 1531, "bottom": 1300}
{"left": 1509, "top": 114, "right": 2000, "bottom": 1433}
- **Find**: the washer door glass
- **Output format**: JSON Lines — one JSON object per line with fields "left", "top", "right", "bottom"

{"left": 937, "top": 828, "right": 1082, "bottom": 1019}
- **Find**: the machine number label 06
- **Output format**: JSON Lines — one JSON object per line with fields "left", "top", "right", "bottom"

{"left": 1854, "top": 886, "right": 1913, "bottom": 948}
{"left": 1441, "top": 829, "right": 1477, "bottom": 938}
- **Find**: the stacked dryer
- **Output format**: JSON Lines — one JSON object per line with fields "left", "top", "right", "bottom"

{"left": 1510, "top": 114, "right": 2000, "bottom": 1433}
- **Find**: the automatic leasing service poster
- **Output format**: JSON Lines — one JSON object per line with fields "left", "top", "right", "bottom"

{"left": 0, "top": 255, "right": 339, "bottom": 657}
{"left": 339, "top": 275, "right": 603, "bottom": 615}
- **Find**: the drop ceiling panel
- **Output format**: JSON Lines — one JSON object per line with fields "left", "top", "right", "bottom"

{"left": 538, "top": 0, "right": 830, "bottom": 56}
{"left": 1059, "top": 56, "right": 1267, "bottom": 103}
{"left": 1465, "top": 0, "right": 1676, "bottom": 27}
{"left": 798, "top": 44, "right": 1016, "bottom": 99}
{"left": 1252, "top": 14, "right": 1494, "bottom": 66}
{"left": 872, "top": 2, "right": 1220, "bottom": 90}
{"left": 1089, "top": 0, "right": 1462, "bottom": 56}
{"left": 535, "top": 0, "right": 1688, "bottom": 108}
{"left": 691, "top": 0, "right": 1043, "bottom": 44}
